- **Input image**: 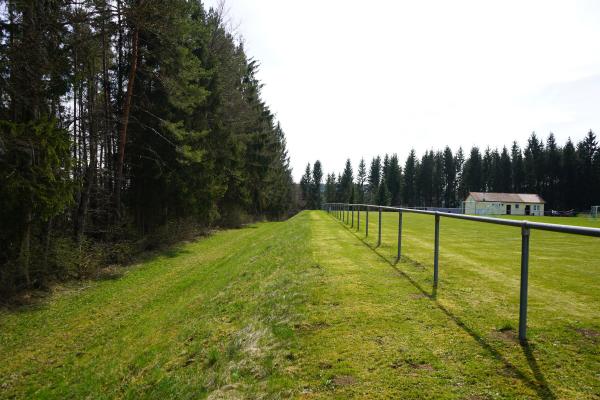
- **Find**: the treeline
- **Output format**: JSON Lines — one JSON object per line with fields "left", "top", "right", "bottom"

{"left": 301, "top": 131, "right": 600, "bottom": 211}
{"left": 0, "top": 1, "right": 294, "bottom": 296}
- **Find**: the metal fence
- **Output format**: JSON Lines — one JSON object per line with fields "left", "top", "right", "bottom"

{"left": 324, "top": 202, "right": 600, "bottom": 343}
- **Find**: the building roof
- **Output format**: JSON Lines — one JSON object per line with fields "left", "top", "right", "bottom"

{"left": 467, "top": 192, "right": 545, "bottom": 203}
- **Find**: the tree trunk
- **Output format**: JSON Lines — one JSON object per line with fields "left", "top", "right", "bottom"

{"left": 76, "top": 79, "right": 98, "bottom": 244}
{"left": 102, "top": 9, "right": 112, "bottom": 195}
{"left": 19, "top": 194, "right": 33, "bottom": 288}
{"left": 114, "top": 23, "right": 140, "bottom": 219}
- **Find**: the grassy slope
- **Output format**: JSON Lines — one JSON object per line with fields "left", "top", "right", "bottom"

{"left": 1, "top": 211, "right": 598, "bottom": 399}
{"left": 0, "top": 213, "right": 316, "bottom": 399}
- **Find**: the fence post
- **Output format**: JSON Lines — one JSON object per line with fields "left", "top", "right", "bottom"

{"left": 351, "top": 205, "right": 354, "bottom": 228}
{"left": 519, "top": 224, "right": 530, "bottom": 343}
{"left": 378, "top": 207, "right": 382, "bottom": 247}
{"left": 357, "top": 206, "right": 360, "bottom": 230}
{"left": 366, "top": 207, "right": 369, "bottom": 237}
{"left": 434, "top": 213, "right": 440, "bottom": 286}
{"left": 397, "top": 211, "right": 403, "bottom": 261}
{"left": 346, "top": 204, "right": 350, "bottom": 224}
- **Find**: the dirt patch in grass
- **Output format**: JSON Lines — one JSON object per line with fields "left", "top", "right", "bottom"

{"left": 576, "top": 328, "right": 599, "bottom": 341}
{"left": 490, "top": 326, "right": 518, "bottom": 342}
{"left": 390, "top": 359, "right": 434, "bottom": 371}
{"left": 294, "top": 321, "right": 330, "bottom": 331}
{"left": 332, "top": 375, "right": 357, "bottom": 386}
{"left": 409, "top": 362, "right": 434, "bottom": 371}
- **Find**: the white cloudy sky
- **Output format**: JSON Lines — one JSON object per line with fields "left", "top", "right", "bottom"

{"left": 205, "top": 0, "right": 600, "bottom": 181}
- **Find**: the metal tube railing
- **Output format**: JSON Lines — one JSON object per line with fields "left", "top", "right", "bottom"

{"left": 325, "top": 202, "right": 600, "bottom": 343}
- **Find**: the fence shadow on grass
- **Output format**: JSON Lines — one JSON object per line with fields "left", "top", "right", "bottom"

{"left": 329, "top": 212, "right": 556, "bottom": 400}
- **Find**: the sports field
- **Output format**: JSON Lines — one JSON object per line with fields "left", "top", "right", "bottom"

{"left": 0, "top": 211, "right": 598, "bottom": 399}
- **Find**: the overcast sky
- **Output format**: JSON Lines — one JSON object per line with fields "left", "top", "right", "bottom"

{"left": 205, "top": 0, "right": 600, "bottom": 181}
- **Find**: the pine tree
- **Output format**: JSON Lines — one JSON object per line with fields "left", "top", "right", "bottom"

{"left": 562, "top": 139, "right": 578, "bottom": 210}
{"left": 340, "top": 159, "right": 354, "bottom": 202}
{"left": 311, "top": 160, "right": 323, "bottom": 210}
{"left": 490, "top": 149, "right": 502, "bottom": 192}
{"left": 544, "top": 133, "right": 562, "bottom": 208}
{"left": 356, "top": 158, "right": 367, "bottom": 203}
{"left": 300, "top": 163, "right": 312, "bottom": 208}
{"left": 455, "top": 147, "right": 466, "bottom": 201}
{"left": 523, "top": 133, "right": 544, "bottom": 194}
{"left": 499, "top": 147, "right": 512, "bottom": 193}
{"left": 387, "top": 154, "right": 402, "bottom": 205}
{"left": 576, "top": 130, "right": 598, "bottom": 209}
{"left": 417, "top": 151, "right": 434, "bottom": 206}
{"left": 442, "top": 147, "right": 456, "bottom": 207}
{"left": 367, "top": 156, "right": 381, "bottom": 203}
{"left": 482, "top": 147, "right": 492, "bottom": 192}
{"left": 325, "top": 173, "right": 337, "bottom": 203}
{"left": 403, "top": 149, "right": 418, "bottom": 207}
{"left": 377, "top": 180, "right": 391, "bottom": 206}
{"left": 511, "top": 142, "right": 525, "bottom": 192}
{"left": 432, "top": 151, "right": 443, "bottom": 207}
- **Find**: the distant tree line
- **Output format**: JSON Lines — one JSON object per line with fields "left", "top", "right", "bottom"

{"left": 0, "top": 1, "right": 294, "bottom": 297}
{"left": 301, "top": 131, "right": 600, "bottom": 211}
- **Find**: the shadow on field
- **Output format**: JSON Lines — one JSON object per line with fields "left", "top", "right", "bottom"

{"left": 329, "top": 213, "right": 556, "bottom": 400}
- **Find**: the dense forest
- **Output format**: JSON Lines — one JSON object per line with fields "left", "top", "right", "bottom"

{"left": 301, "top": 131, "right": 600, "bottom": 212}
{"left": 0, "top": 1, "right": 294, "bottom": 297}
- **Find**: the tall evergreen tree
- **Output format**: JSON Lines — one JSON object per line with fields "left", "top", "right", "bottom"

{"left": 367, "top": 156, "right": 381, "bottom": 203}
{"left": 511, "top": 142, "right": 525, "bottom": 192}
{"left": 464, "top": 147, "right": 483, "bottom": 193}
{"left": 376, "top": 180, "right": 391, "bottom": 206}
{"left": 403, "top": 149, "right": 418, "bottom": 206}
{"left": 442, "top": 146, "right": 456, "bottom": 207}
{"left": 544, "top": 133, "right": 562, "bottom": 208}
{"left": 524, "top": 133, "right": 543, "bottom": 193}
{"left": 356, "top": 158, "right": 367, "bottom": 203}
{"left": 576, "top": 130, "right": 598, "bottom": 209}
{"left": 498, "top": 147, "right": 512, "bottom": 193}
{"left": 455, "top": 147, "right": 466, "bottom": 201}
{"left": 432, "top": 151, "right": 443, "bottom": 207}
{"left": 417, "top": 151, "right": 434, "bottom": 206}
{"left": 562, "top": 139, "right": 578, "bottom": 210}
{"left": 489, "top": 149, "right": 502, "bottom": 192}
{"left": 300, "top": 163, "right": 312, "bottom": 208}
{"left": 482, "top": 147, "right": 493, "bottom": 192}
{"left": 311, "top": 160, "right": 323, "bottom": 210}
{"left": 325, "top": 173, "right": 337, "bottom": 203}
{"left": 339, "top": 159, "right": 354, "bottom": 202}
{"left": 386, "top": 154, "right": 402, "bottom": 205}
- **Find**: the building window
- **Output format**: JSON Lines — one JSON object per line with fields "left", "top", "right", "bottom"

{"left": 515, "top": 204, "right": 520, "bottom": 209}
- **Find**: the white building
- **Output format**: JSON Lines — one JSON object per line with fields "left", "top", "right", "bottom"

{"left": 464, "top": 192, "right": 545, "bottom": 216}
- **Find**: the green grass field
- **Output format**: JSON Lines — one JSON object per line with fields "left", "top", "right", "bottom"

{"left": 1, "top": 211, "right": 598, "bottom": 399}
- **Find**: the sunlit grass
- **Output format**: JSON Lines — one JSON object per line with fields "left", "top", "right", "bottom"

{"left": 1, "top": 211, "right": 598, "bottom": 399}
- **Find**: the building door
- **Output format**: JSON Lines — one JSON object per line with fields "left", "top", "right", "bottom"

{"left": 525, "top": 205, "right": 530, "bottom": 216}
{"left": 506, "top": 204, "right": 511, "bottom": 215}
